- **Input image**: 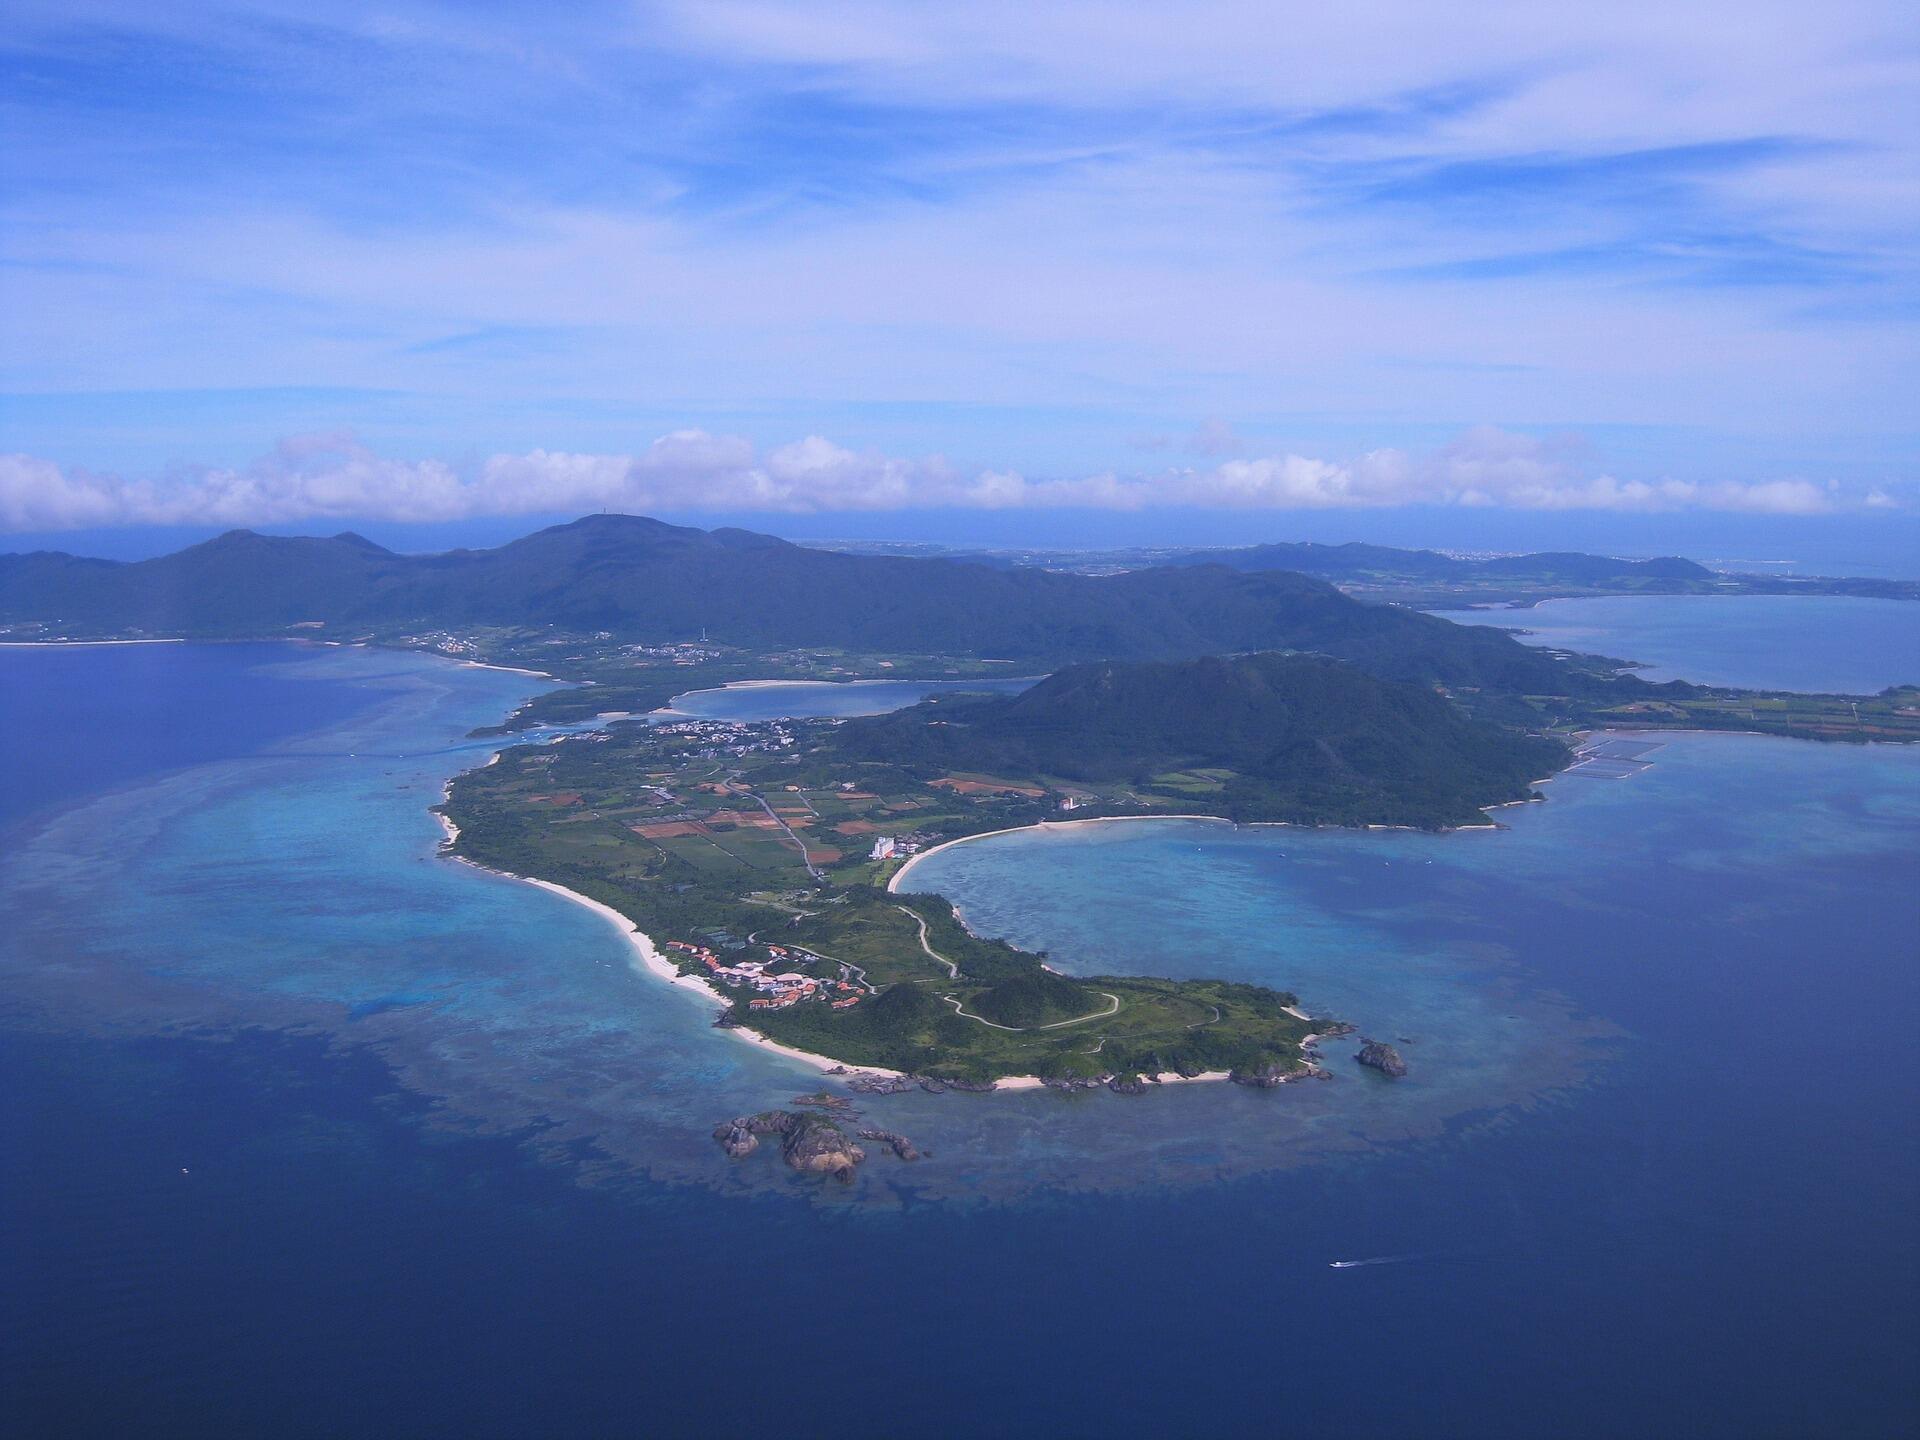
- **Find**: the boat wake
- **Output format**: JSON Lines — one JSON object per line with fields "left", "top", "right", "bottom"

{"left": 1328, "top": 1254, "right": 1416, "bottom": 1269}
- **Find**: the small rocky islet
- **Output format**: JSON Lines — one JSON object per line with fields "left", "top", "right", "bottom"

{"left": 1355, "top": 1039, "right": 1410, "bottom": 1077}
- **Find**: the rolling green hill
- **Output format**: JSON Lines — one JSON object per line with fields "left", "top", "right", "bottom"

{"left": 834, "top": 651, "right": 1570, "bottom": 827}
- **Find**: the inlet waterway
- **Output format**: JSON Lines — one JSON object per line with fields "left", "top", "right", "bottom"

{"left": 1431, "top": 593, "right": 1919, "bottom": 692}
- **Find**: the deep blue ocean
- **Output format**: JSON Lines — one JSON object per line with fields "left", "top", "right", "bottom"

{"left": 3, "top": 630, "right": 1917, "bottom": 1438}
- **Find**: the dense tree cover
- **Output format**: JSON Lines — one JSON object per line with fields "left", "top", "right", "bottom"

{"left": 835, "top": 652, "right": 1569, "bottom": 827}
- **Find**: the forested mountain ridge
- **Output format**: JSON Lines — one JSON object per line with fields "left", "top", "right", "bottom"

{"left": 0, "top": 514, "right": 1633, "bottom": 693}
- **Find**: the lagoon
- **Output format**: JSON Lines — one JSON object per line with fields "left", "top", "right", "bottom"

{"left": 1430, "top": 593, "right": 1920, "bottom": 692}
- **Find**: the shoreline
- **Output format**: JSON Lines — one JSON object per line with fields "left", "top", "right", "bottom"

{"left": 460, "top": 658, "right": 559, "bottom": 680}
{"left": 688, "top": 675, "right": 1044, "bottom": 693}
{"left": 437, "top": 830, "right": 909, "bottom": 1080}
{"left": 889, "top": 813, "right": 1238, "bottom": 891}
{"left": 886, "top": 799, "right": 1550, "bottom": 891}
{"left": 0, "top": 637, "right": 189, "bottom": 647}
{"left": 436, "top": 827, "right": 1224, "bottom": 1091}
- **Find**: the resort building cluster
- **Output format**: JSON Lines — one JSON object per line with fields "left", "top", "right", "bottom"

{"left": 665, "top": 938, "right": 865, "bottom": 1010}
{"left": 650, "top": 718, "right": 797, "bottom": 758}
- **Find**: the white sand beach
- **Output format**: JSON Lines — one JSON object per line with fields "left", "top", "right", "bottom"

{"left": 441, "top": 843, "right": 911, "bottom": 1080}
{"left": 513, "top": 875, "right": 730, "bottom": 1007}
{"left": 0, "top": 637, "right": 188, "bottom": 647}
{"left": 460, "top": 659, "right": 557, "bottom": 679}
{"left": 888, "top": 813, "right": 1235, "bottom": 891}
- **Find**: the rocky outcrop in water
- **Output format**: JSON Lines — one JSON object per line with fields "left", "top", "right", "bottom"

{"left": 1355, "top": 1040, "right": 1408, "bottom": 1077}
{"left": 713, "top": 1109, "right": 867, "bottom": 1181}
{"left": 1107, "top": 1074, "right": 1148, "bottom": 1095}
{"left": 782, "top": 1114, "right": 867, "bottom": 1181}
{"left": 857, "top": 1129, "right": 923, "bottom": 1161}
{"left": 712, "top": 1119, "right": 760, "bottom": 1158}
{"left": 845, "top": 1072, "right": 916, "bottom": 1095}
{"left": 791, "top": 1091, "right": 853, "bottom": 1110}
{"left": 1230, "top": 1061, "right": 1300, "bottom": 1089}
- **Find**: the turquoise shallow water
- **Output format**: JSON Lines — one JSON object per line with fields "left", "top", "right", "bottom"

{"left": 4, "top": 644, "right": 1914, "bottom": 1201}
{"left": 0, "top": 645, "right": 1612, "bottom": 1196}
{"left": 4, "top": 642, "right": 1918, "bottom": 1434}
{"left": 1431, "top": 593, "right": 1920, "bottom": 692}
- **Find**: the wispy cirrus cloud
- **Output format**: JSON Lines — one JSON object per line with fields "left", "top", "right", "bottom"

{"left": 0, "top": 429, "right": 1876, "bottom": 533}
{"left": 1, "top": 1, "right": 1915, "bottom": 501}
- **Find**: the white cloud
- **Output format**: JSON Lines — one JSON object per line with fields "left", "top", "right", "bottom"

{"left": 1, "top": 427, "right": 1898, "bottom": 534}
{"left": 3, "top": 0, "right": 1915, "bottom": 492}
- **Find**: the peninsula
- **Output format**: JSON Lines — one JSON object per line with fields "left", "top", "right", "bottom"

{"left": 441, "top": 652, "right": 1564, "bottom": 1087}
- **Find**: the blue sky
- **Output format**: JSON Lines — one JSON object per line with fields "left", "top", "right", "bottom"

{"left": 2, "top": 1, "right": 1916, "bottom": 540}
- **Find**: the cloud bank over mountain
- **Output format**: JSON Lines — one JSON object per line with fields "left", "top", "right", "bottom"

{"left": 0, "top": 428, "right": 1872, "bottom": 533}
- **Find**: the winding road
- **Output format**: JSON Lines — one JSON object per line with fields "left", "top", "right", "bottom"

{"left": 747, "top": 788, "right": 825, "bottom": 882}
{"left": 897, "top": 903, "right": 1121, "bottom": 1031}
{"left": 897, "top": 903, "right": 959, "bottom": 977}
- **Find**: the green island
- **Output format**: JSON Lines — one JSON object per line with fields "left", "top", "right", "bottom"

{"left": 443, "top": 651, "right": 1571, "bottom": 1087}
{"left": 8, "top": 514, "right": 1916, "bottom": 1092}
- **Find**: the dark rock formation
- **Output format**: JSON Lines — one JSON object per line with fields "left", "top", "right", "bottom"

{"left": 917, "top": 1076, "right": 948, "bottom": 1094}
{"left": 791, "top": 1091, "right": 853, "bottom": 1110}
{"left": 943, "top": 1078, "right": 1000, "bottom": 1093}
{"left": 1355, "top": 1039, "right": 1409, "bottom": 1077}
{"left": 711, "top": 1119, "right": 759, "bottom": 1158}
{"left": 781, "top": 1113, "right": 867, "bottom": 1182}
{"left": 1230, "top": 1061, "right": 1299, "bottom": 1089}
{"left": 845, "top": 1072, "right": 915, "bottom": 1095}
{"left": 1107, "top": 1074, "right": 1148, "bottom": 1096}
{"left": 856, "top": 1129, "right": 923, "bottom": 1161}
{"left": 712, "top": 1109, "right": 867, "bottom": 1181}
